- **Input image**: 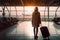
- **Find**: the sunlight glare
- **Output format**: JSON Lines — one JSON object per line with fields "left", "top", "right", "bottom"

{"left": 25, "top": 6, "right": 35, "bottom": 11}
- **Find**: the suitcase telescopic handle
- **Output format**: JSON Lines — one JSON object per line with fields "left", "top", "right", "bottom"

{"left": 40, "top": 24, "right": 42, "bottom": 27}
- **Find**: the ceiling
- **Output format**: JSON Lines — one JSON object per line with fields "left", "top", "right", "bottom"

{"left": 0, "top": 0, "right": 60, "bottom": 6}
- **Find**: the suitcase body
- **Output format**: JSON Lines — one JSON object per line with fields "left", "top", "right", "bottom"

{"left": 40, "top": 26, "right": 50, "bottom": 38}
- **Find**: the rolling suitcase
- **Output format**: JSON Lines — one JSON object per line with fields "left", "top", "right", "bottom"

{"left": 40, "top": 26, "right": 50, "bottom": 40}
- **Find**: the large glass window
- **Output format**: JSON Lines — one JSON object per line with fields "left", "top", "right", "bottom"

{"left": 0, "top": 6, "right": 59, "bottom": 19}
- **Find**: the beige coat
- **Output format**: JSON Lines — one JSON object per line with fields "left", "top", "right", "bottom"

{"left": 32, "top": 11, "right": 41, "bottom": 27}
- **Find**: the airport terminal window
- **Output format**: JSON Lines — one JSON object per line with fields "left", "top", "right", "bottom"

{"left": 0, "top": 7, "right": 2, "bottom": 16}
{"left": 0, "top": 6, "right": 60, "bottom": 20}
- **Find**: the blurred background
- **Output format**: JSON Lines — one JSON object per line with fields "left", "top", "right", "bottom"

{"left": 0, "top": 0, "right": 60, "bottom": 40}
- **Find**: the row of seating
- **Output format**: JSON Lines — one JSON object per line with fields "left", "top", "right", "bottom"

{"left": 53, "top": 17, "right": 60, "bottom": 25}
{"left": 0, "top": 17, "right": 19, "bottom": 31}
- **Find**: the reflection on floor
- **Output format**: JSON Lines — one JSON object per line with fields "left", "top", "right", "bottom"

{"left": 0, "top": 21, "right": 60, "bottom": 40}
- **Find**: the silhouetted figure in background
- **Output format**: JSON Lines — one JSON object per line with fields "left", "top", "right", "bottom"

{"left": 2, "top": 8, "right": 5, "bottom": 17}
{"left": 32, "top": 7, "right": 41, "bottom": 40}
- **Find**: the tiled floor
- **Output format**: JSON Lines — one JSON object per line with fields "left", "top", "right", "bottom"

{"left": 0, "top": 21, "right": 60, "bottom": 40}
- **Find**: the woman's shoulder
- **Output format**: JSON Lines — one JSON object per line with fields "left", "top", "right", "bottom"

{"left": 38, "top": 11, "right": 40, "bottom": 13}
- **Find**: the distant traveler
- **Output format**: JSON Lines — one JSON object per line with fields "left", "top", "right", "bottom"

{"left": 2, "top": 8, "right": 5, "bottom": 17}
{"left": 32, "top": 7, "right": 41, "bottom": 39}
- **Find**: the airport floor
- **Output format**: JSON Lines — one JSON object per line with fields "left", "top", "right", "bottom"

{"left": 0, "top": 21, "right": 60, "bottom": 40}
